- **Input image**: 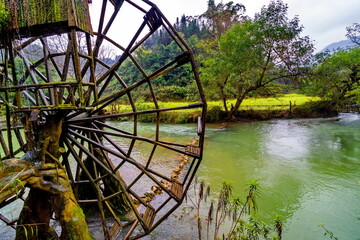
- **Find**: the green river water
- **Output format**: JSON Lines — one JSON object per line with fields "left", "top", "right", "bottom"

{"left": 1, "top": 113, "right": 359, "bottom": 239}
{"left": 124, "top": 113, "right": 360, "bottom": 240}
{"left": 199, "top": 114, "right": 360, "bottom": 240}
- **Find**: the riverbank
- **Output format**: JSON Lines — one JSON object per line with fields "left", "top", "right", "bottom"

{"left": 105, "top": 95, "right": 338, "bottom": 123}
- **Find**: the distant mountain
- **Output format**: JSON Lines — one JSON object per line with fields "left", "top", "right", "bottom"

{"left": 320, "top": 39, "right": 357, "bottom": 53}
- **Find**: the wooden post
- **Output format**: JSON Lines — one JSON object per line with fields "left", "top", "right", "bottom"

{"left": 4, "top": 43, "right": 14, "bottom": 158}
{"left": 70, "top": 29, "right": 85, "bottom": 107}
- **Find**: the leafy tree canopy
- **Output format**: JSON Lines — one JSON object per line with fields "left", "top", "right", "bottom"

{"left": 200, "top": 0, "right": 246, "bottom": 39}
{"left": 346, "top": 23, "right": 360, "bottom": 46}
{"left": 201, "top": 0, "right": 313, "bottom": 119}
{"left": 310, "top": 47, "right": 360, "bottom": 105}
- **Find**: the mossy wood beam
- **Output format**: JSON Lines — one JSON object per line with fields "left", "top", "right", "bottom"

{"left": 8, "top": 39, "right": 21, "bottom": 108}
{"left": 2, "top": 0, "right": 92, "bottom": 37}
{"left": 58, "top": 39, "right": 72, "bottom": 105}
{"left": 70, "top": 29, "right": 84, "bottom": 107}
{"left": 76, "top": 0, "right": 107, "bottom": 79}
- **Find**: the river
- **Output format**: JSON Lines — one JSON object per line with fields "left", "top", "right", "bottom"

{"left": 1, "top": 114, "right": 359, "bottom": 239}
{"left": 198, "top": 113, "right": 360, "bottom": 240}
{"left": 128, "top": 113, "right": 360, "bottom": 240}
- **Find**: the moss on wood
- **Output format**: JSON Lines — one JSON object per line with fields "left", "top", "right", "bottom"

{"left": 1, "top": 0, "right": 92, "bottom": 37}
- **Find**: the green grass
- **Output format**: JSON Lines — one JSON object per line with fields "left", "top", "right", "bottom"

{"left": 109, "top": 94, "right": 319, "bottom": 112}
{"left": 208, "top": 94, "right": 320, "bottom": 110}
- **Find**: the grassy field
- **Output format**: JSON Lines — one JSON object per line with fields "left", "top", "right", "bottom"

{"left": 108, "top": 94, "right": 319, "bottom": 112}
{"left": 208, "top": 94, "right": 320, "bottom": 110}
{"left": 0, "top": 94, "right": 320, "bottom": 123}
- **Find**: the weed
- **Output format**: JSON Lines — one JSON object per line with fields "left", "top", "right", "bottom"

{"left": 187, "top": 178, "right": 283, "bottom": 240}
{"left": 318, "top": 222, "right": 339, "bottom": 240}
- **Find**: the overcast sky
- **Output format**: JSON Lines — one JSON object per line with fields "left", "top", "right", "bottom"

{"left": 151, "top": 0, "right": 360, "bottom": 51}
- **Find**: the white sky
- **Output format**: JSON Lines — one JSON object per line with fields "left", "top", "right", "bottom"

{"left": 89, "top": 0, "right": 360, "bottom": 52}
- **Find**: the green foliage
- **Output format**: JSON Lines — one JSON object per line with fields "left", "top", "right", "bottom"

{"left": 117, "top": 41, "right": 193, "bottom": 89}
{"left": 199, "top": 0, "right": 246, "bottom": 39}
{"left": 309, "top": 47, "right": 360, "bottom": 105}
{"left": 188, "top": 178, "right": 283, "bottom": 240}
{"left": 292, "top": 100, "right": 338, "bottom": 118}
{"left": 154, "top": 85, "right": 188, "bottom": 101}
{"left": 0, "top": 169, "right": 25, "bottom": 197}
{"left": 125, "top": 1, "right": 247, "bottom": 94}
{"left": 114, "top": 0, "right": 320, "bottom": 115}
{"left": 0, "top": 4, "right": 9, "bottom": 29}
{"left": 206, "top": 106, "right": 225, "bottom": 122}
{"left": 200, "top": 0, "right": 314, "bottom": 119}
{"left": 346, "top": 23, "right": 360, "bottom": 46}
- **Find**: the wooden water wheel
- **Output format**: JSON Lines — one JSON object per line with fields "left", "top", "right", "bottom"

{"left": 0, "top": 0, "right": 206, "bottom": 239}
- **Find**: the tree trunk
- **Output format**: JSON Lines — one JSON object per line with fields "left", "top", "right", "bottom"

{"left": 219, "top": 75, "right": 230, "bottom": 117}
{"left": 228, "top": 93, "right": 246, "bottom": 120}
{"left": 16, "top": 189, "right": 56, "bottom": 240}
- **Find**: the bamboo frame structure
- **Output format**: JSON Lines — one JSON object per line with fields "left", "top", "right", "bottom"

{"left": 0, "top": 0, "right": 207, "bottom": 239}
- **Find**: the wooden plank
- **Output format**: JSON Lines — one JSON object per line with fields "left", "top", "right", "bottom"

{"left": 170, "top": 181, "right": 183, "bottom": 200}
{"left": 185, "top": 145, "right": 200, "bottom": 156}
{"left": 0, "top": 131, "right": 10, "bottom": 156}
{"left": 108, "top": 221, "right": 121, "bottom": 240}
{"left": 143, "top": 206, "right": 155, "bottom": 231}
{"left": 13, "top": 128, "right": 25, "bottom": 148}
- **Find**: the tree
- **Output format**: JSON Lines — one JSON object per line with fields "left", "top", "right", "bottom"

{"left": 201, "top": 0, "right": 313, "bottom": 119}
{"left": 346, "top": 23, "right": 360, "bottom": 46}
{"left": 200, "top": 0, "right": 246, "bottom": 40}
{"left": 310, "top": 47, "right": 360, "bottom": 105}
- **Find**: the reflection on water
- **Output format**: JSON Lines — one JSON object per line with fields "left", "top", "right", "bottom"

{"left": 264, "top": 120, "right": 312, "bottom": 160}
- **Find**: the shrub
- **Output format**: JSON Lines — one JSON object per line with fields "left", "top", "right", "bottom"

{"left": 154, "top": 86, "right": 188, "bottom": 101}
{"left": 206, "top": 106, "right": 226, "bottom": 123}
{"left": 292, "top": 100, "right": 338, "bottom": 118}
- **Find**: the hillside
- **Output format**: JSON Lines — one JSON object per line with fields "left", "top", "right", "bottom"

{"left": 320, "top": 39, "right": 357, "bottom": 53}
